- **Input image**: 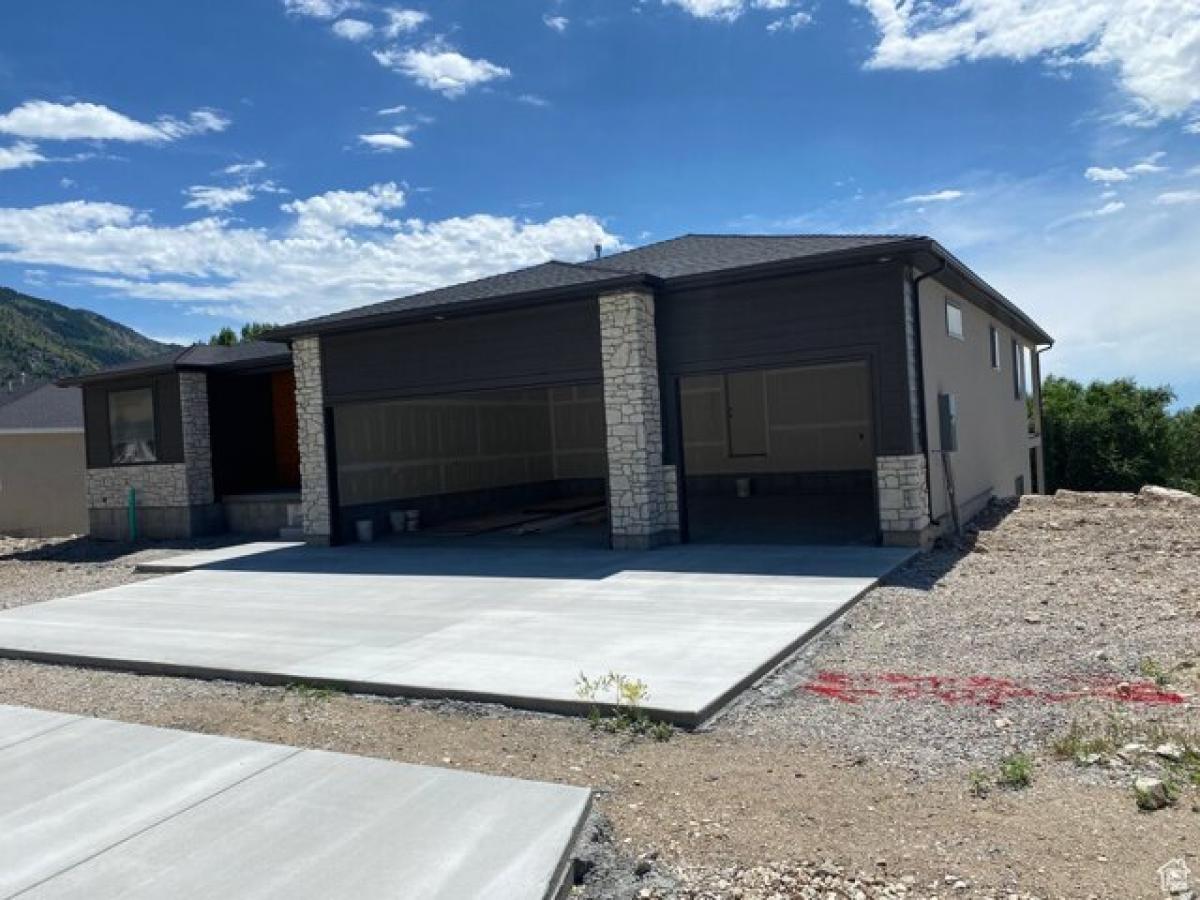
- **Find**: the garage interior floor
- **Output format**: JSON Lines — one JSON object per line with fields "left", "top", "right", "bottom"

{"left": 0, "top": 541, "right": 913, "bottom": 725}
{"left": 0, "top": 705, "right": 589, "bottom": 899}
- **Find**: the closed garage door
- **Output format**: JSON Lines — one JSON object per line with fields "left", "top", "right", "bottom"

{"left": 679, "top": 361, "right": 877, "bottom": 544}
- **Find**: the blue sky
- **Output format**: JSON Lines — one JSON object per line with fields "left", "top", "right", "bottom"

{"left": 1, "top": 0, "right": 1199, "bottom": 401}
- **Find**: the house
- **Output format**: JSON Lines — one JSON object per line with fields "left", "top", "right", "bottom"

{"left": 61, "top": 343, "right": 297, "bottom": 540}
{"left": 0, "top": 383, "right": 87, "bottom": 536}
{"left": 67, "top": 234, "right": 1052, "bottom": 548}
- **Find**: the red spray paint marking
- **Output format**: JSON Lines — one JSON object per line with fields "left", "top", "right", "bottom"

{"left": 799, "top": 671, "right": 1185, "bottom": 708}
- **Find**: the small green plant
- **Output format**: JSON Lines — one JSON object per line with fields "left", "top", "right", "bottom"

{"left": 649, "top": 721, "right": 674, "bottom": 742}
{"left": 575, "top": 671, "right": 671, "bottom": 741}
{"left": 997, "top": 752, "right": 1033, "bottom": 789}
{"left": 1051, "top": 720, "right": 1117, "bottom": 762}
{"left": 1138, "top": 657, "right": 1170, "bottom": 687}
{"left": 1134, "top": 777, "right": 1179, "bottom": 811}
{"left": 285, "top": 681, "right": 342, "bottom": 700}
{"left": 968, "top": 769, "right": 992, "bottom": 798}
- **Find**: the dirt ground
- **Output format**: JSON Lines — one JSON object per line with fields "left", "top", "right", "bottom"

{"left": 0, "top": 491, "right": 1197, "bottom": 899}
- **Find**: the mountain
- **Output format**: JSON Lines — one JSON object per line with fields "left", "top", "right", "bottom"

{"left": 0, "top": 287, "right": 175, "bottom": 389}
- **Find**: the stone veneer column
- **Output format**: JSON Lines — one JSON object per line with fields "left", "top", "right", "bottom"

{"left": 293, "top": 336, "right": 332, "bottom": 543}
{"left": 599, "top": 289, "right": 677, "bottom": 549}
{"left": 876, "top": 453, "right": 932, "bottom": 546}
{"left": 178, "top": 372, "right": 214, "bottom": 506}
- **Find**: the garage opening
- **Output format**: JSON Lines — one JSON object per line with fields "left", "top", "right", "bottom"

{"left": 331, "top": 383, "right": 608, "bottom": 545}
{"left": 679, "top": 360, "right": 877, "bottom": 545}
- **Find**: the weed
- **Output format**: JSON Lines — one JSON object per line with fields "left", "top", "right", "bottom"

{"left": 1134, "top": 777, "right": 1179, "bottom": 811}
{"left": 575, "top": 670, "right": 672, "bottom": 742}
{"left": 649, "top": 721, "right": 674, "bottom": 742}
{"left": 1138, "top": 657, "right": 1170, "bottom": 687}
{"left": 285, "top": 681, "right": 342, "bottom": 700}
{"left": 997, "top": 752, "right": 1033, "bottom": 789}
{"left": 968, "top": 769, "right": 992, "bottom": 798}
{"left": 1051, "top": 720, "right": 1116, "bottom": 762}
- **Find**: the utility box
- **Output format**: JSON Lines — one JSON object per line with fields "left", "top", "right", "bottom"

{"left": 938, "top": 392, "right": 959, "bottom": 452}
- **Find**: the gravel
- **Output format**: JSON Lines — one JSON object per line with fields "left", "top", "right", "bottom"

{"left": 722, "top": 490, "right": 1200, "bottom": 776}
{"left": 1, "top": 493, "right": 1198, "bottom": 900}
{"left": 0, "top": 535, "right": 243, "bottom": 610}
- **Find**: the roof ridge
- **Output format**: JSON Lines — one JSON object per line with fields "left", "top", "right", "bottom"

{"left": 682, "top": 232, "right": 926, "bottom": 239}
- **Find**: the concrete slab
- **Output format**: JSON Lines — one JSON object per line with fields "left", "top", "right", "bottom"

{"left": 0, "top": 705, "right": 590, "bottom": 900}
{"left": 0, "top": 542, "right": 914, "bottom": 724}
{"left": 134, "top": 541, "right": 304, "bottom": 573}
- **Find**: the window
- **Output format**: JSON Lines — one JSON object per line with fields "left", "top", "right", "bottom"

{"left": 945, "top": 300, "right": 964, "bottom": 339}
{"left": 1011, "top": 339, "right": 1023, "bottom": 399}
{"left": 1022, "top": 345, "right": 1034, "bottom": 397}
{"left": 989, "top": 325, "right": 1001, "bottom": 369}
{"left": 108, "top": 387, "right": 157, "bottom": 464}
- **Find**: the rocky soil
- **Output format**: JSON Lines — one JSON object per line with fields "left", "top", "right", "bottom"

{"left": 1, "top": 490, "right": 1198, "bottom": 899}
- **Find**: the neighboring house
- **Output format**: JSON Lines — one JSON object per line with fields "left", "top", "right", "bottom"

{"left": 0, "top": 384, "right": 87, "bottom": 537}
{"left": 61, "top": 343, "right": 298, "bottom": 540}
{"left": 68, "top": 234, "right": 1052, "bottom": 549}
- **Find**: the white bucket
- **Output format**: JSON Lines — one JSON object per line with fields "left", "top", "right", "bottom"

{"left": 405, "top": 509, "right": 421, "bottom": 532}
{"left": 388, "top": 510, "right": 407, "bottom": 533}
{"left": 355, "top": 519, "right": 375, "bottom": 543}
{"left": 735, "top": 477, "right": 752, "bottom": 499}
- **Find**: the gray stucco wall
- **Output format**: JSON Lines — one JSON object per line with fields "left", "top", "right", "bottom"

{"left": 919, "top": 275, "right": 1041, "bottom": 528}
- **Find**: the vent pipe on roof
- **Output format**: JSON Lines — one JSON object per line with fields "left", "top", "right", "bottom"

{"left": 594, "top": 243, "right": 602, "bottom": 260}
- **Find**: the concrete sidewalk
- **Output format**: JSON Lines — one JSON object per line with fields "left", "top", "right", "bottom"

{"left": 0, "top": 542, "right": 914, "bottom": 724}
{"left": 0, "top": 705, "right": 590, "bottom": 900}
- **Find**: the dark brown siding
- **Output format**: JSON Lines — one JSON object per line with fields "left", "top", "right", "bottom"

{"left": 83, "top": 373, "right": 184, "bottom": 469}
{"left": 320, "top": 299, "right": 603, "bottom": 404}
{"left": 656, "top": 262, "right": 913, "bottom": 460}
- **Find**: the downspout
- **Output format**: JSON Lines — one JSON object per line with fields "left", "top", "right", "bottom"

{"left": 909, "top": 257, "right": 946, "bottom": 527}
{"left": 1035, "top": 341, "right": 1055, "bottom": 491}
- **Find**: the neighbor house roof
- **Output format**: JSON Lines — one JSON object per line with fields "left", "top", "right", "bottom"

{"left": 59, "top": 341, "right": 292, "bottom": 387}
{"left": 0, "top": 384, "right": 83, "bottom": 433}
{"left": 265, "top": 234, "right": 1052, "bottom": 345}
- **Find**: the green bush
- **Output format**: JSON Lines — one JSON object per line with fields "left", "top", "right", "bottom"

{"left": 1042, "top": 376, "right": 1198, "bottom": 493}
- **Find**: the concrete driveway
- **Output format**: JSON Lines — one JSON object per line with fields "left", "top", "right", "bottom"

{"left": 0, "top": 705, "right": 589, "bottom": 899}
{"left": 0, "top": 541, "right": 913, "bottom": 724}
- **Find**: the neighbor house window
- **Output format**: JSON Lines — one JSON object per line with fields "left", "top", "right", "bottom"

{"left": 945, "top": 300, "right": 964, "bottom": 339}
{"left": 989, "top": 326, "right": 1001, "bottom": 369}
{"left": 108, "top": 387, "right": 157, "bottom": 464}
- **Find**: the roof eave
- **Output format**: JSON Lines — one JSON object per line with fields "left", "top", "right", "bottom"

{"left": 263, "top": 272, "right": 656, "bottom": 342}
{"left": 915, "top": 241, "right": 1053, "bottom": 345}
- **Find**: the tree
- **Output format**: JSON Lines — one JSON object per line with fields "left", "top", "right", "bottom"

{"left": 1168, "top": 406, "right": 1200, "bottom": 494}
{"left": 1042, "top": 376, "right": 1175, "bottom": 492}
{"left": 208, "top": 322, "right": 277, "bottom": 346}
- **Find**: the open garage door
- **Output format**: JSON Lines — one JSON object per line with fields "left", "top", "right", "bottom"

{"left": 331, "top": 383, "right": 609, "bottom": 545}
{"left": 679, "top": 360, "right": 877, "bottom": 545}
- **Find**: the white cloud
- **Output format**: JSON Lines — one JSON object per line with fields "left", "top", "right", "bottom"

{"left": 282, "top": 0, "right": 355, "bottom": 19}
{"left": 358, "top": 129, "right": 414, "bottom": 150}
{"left": 332, "top": 18, "right": 374, "bottom": 40}
{"left": 222, "top": 159, "right": 266, "bottom": 176}
{"left": 0, "top": 186, "right": 618, "bottom": 322}
{"left": 766, "top": 11, "right": 812, "bottom": 31}
{"left": 517, "top": 94, "right": 550, "bottom": 108}
{"left": 375, "top": 41, "right": 511, "bottom": 98}
{"left": 544, "top": 14, "right": 569, "bottom": 31}
{"left": 1085, "top": 153, "right": 1170, "bottom": 184}
{"left": 663, "top": 0, "right": 746, "bottom": 21}
{"left": 184, "top": 176, "right": 287, "bottom": 212}
{"left": 1085, "top": 166, "right": 1131, "bottom": 183}
{"left": 0, "top": 141, "right": 45, "bottom": 172}
{"left": 856, "top": 0, "right": 1200, "bottom": 122}
{"left": 901, "top": 189, "right": 965, "bottom": 203}
{"left": 1187, "top": 120, "right": 1200, "bottom": 134}
{"left": 0, "top": 101, "right": 228, "bottom": 143}
{"left": 1156, "top": 190, "right": 1200, "bottom": 205}
{"left": 184, "top": 185, "right": 256, "bottom": 212}
{"left": 383, "top": 8, "right": 429, "bottom": 38}
{"left": 377, "top": 105, "right": 408, "bottom": 116}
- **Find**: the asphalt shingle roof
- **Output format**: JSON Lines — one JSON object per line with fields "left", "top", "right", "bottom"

{"left": 272, "top": 234, "right": 920, "bottom": 335}
{"left": 60, "top": 341, "right": 292, "bottom": 385}
{"left": 0, "top": 384, "right": 82, "bottom": 431}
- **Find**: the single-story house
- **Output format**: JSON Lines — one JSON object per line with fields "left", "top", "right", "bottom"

{"left": 66, "top": 234, "right": 1052, "bottom": 549}
{"left": 0, "top": 383, "right": 87, "bottom": 536}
